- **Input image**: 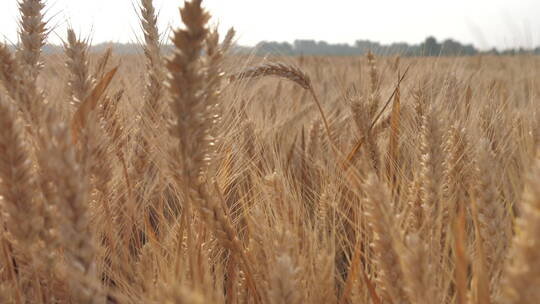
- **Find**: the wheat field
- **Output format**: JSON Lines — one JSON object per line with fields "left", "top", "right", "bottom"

{"left": 1, "top": 0, "right": 540, "bottom": 303}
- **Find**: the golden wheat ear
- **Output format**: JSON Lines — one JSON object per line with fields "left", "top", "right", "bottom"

{"left": 229, "top": 62, "right": 335, "bottom": 151}
{"left": 63, "top": 28, "right": 93, "bottom": 107}
{"left": 499, "top": 152, "right": 540, "bottom": 304}
{"left": 139, "top": 0, "right": 166, "bottom": 124}
{"left": 39, "top": 114, "right": 103, "bottom": 302}
{"left": 16, "top": 0, "right": 48, "bottom": 81}
{"left": 0, "top": 43, "right": 46, "bottom": 127}
{"left": 343, "top": 66, "right": 409, "bottom": 169}
{"left": 0, "top": 95, "right": 42, "bottom": 248}
{"left": 229, "top": 62, "right": 312, "bottom": 90}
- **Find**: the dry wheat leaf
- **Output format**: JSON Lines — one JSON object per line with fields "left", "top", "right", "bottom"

{"left": 71, "top": 66, "right": 119, "bottom": 143}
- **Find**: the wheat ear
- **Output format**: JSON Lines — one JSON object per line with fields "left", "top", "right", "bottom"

{"left": 363, "top": 174, "right": 408, "bottom": 304}
{"left": 473, "top": 138, "right": 510, "bottom": 294}
{"left": 0, "top": 95, "right": 42, "bottom": 249}
{"left": 16, "top": 0, "right": 48, "bottom": 81}
{"left": 229, "top": 62, "right": 334, "bottom": 148}
{"left": 63, "top": 29, "right": 93, "bottom": 107}
{"left": 140, "top": 0, "right": 166, "bottom": 125}
{"left": 0, "top": 43, "right": 45, "bottom": 126}
{"left": 39, "top": 115, "right": 101, "bottom": 303}
{"left": 499, "top": 153, "right": 540, "bottom": 304}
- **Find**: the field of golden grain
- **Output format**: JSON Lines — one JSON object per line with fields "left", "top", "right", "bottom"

{"left": 1, "top": 0, "right": 540, "bottom": 303}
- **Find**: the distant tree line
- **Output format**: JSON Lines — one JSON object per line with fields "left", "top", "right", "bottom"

{"left": 35, "top": 36, "right": 540, "bottom": 56}
{"left": 251, "top": 36, "right": 540, "bottom": 56}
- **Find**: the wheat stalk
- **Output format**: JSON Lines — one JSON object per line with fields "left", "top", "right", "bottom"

{"left": 166, "top": 1, "right": 260, "bottom": 302}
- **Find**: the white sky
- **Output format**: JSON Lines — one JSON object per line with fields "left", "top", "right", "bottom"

{"left": 1, "top": 0, "right": 539, "bottom": 50}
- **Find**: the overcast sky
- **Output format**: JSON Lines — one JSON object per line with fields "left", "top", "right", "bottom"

{"left": 1, "top": 0, "right": 539, "bottom": 50}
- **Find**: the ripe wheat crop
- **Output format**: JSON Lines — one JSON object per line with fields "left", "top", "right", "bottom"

{"left": 0, "top": 0, "right": 539, "bottom": 303}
